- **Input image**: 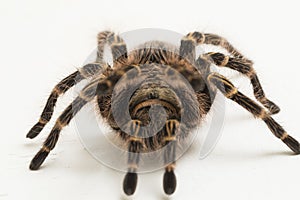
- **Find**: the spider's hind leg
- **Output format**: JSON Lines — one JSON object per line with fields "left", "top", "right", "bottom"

{"left": 122, "top": 119, "right": 179, "bottom": 196}
{"left": 207, "top": 72, "right": 300, "bottom": 154}
{"left": 202, "top": 52, "right": 280, "bottom": 114}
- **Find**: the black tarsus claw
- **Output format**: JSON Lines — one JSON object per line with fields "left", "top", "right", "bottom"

{"left": 163, "top": 170, "right": 177, "bottom": 195}
{"left": 29, "top": 149, "right": 49, "bottom": 170}
{"left": 26, "top": 122, "right": 45, "bottom": 139}
{"left": 282, "top": 135, "right": 300, "bottom": 154}
{"left": 266, "top": 100, "right": 280, "bottom": 115}
{"left": 123, "top": 172, "right": 138, "bottom": 196}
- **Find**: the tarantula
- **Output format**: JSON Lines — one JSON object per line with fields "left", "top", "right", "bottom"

{"left": 26, "top": 31, "right": 300, "bottom": 196}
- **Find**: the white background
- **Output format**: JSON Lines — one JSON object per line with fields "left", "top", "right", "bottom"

{"left": 1, "top": 0, "right": 300, "bottom": 199}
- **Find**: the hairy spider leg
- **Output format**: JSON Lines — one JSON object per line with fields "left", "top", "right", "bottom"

{"left": 123, "top": 120, "right": 144, "bottom": 196}
{"left": 26, "top": 31, "right": 127, "bottom": 139}
{"left": 29, "top": 65, "right": 142, "bottom": 170}
{"left": 162, "top": 119, "right": 178, "bottom": 195}
{"left": 180, "top": 32, "right": 244, "bottom": 60}
{"left": 203, "top": 52, "right": 280, "bottom": 114}
{"left": 179, "top": 31, "right": 280, "bottom": 114}
{"left": 207, "top": 72, "right": 300, "bottom": 154}
{"left": 27, "top": 31, "right": 128, "bottom": 139}
{"left": 97, "top": 31, "right": 128, "bottom": 66}
{"left": 26, "top": 61, "right": 111, "bottom": 139}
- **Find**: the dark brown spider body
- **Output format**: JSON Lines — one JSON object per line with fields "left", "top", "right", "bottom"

{"left": 97, "top": 42, "right": 214, "bottom": 155}
{"left": 26, "top": 30, "right": 300, "bottom": 196}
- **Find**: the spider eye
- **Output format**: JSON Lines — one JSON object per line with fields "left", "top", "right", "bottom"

{"left": 148, "top": 91, "right": 159, "bottom": 99}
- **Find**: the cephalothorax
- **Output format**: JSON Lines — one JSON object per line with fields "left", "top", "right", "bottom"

{"left": 27, "top": 31, "right": 300, "bottom": 196}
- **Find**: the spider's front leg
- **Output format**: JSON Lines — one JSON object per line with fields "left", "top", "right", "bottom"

{"left": 122, "top": 119, "right": 179, "bottom": 196}
{"left": 123, "top": 120, "right": 143, "bottom": 196}
{"left": 162, "top": 119, "right": 178, "bottom": 195}
{"left": 207, "top": 72, "right": 300, "bottom": 154}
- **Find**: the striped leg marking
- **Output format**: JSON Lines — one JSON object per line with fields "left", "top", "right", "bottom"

{"left": 26, "top": 63, "right": 106, "bottom": 139}
{"left": 208, "top": 73, "right": 300, "bottom": 154}
{"left": 29, "top": 71, "right": 115, "bottom": 170}
{"left": 202, "top": 33, "right": 245, "bottom": 59}
{"left": 205, "top": 52, "right": 280, "bottom": 114}
{"left": 163, "top": 120, "right": 179, "bottom": 195}
{"left": 97, "top": 31, "right": 128, "bottom": 66}
{"left": 180, "top": 31, "right": 246, "bottom": 62}
{"left": 29, "top": 96, "right": 89, "bottom": 170}
{"left": 123, "top": 120, "right": 144, "bottom": 196}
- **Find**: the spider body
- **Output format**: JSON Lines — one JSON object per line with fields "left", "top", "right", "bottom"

{"left": 27, "top": 31, "right": 300, "bottom": 196}
{"left": 97, "top": 43, "right": 214, "bottom": 147}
